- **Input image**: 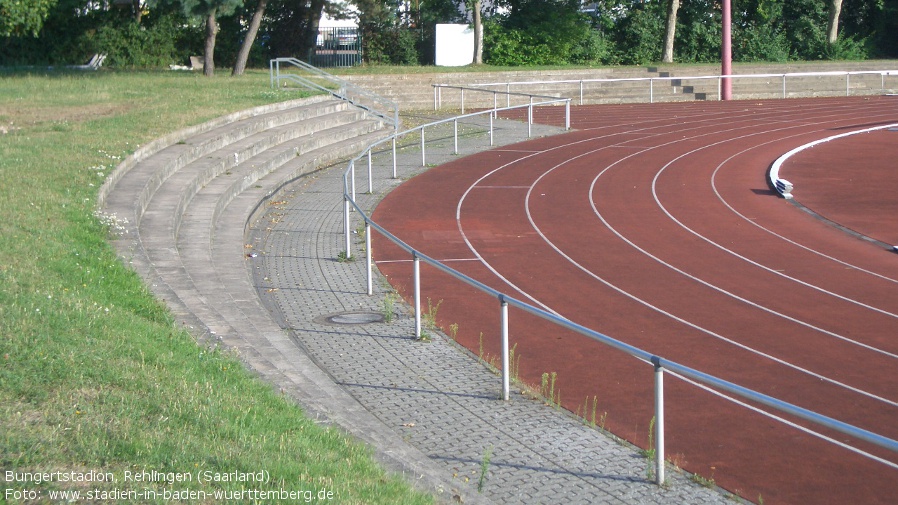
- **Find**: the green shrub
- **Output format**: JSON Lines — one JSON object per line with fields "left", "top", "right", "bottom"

{"left": 87, "top": 14, "right": 199, "bottom": 68}
{"left": 362, "top": 26, "right": 419, "bottom": 65}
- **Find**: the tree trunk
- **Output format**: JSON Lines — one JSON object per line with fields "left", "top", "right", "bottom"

{"left": 827, "top": 0, "right": 844, "bottom": 44}
{"left": 233, "top": 0, "right": 268, "bottom": 76}
{"left": 472, "top": 0, "right": 483, "bottom": 64}
{"left": 661, "top": 0, "right": 680, "bottom": 63}
{"left": 132, "top": 0, "right": 143, "bottom": 23}
{"left": 204, "top": 9, "right": 218, "bottom": 77}
{"left": 300, "top": 0, "right": 326, "bottom": 60}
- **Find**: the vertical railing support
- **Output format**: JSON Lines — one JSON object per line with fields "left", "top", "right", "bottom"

{"left": 527, "top": 99, "right": 533, "bottom": 138}
{"left": 391, "top": 137, "right": 397, "bottom": 179}
{"left": 461, "top": 88, "right": 465, "bottom": 114}
{"left": 579, "top": 81, "right": 584, "bottom": 105}
{"left": 500, "top": 296, "right": 510, "bottom": 401}
{"left": 344, "top": 196, "right": 351, "bottom": 260}
{"left": 366, "top": 220, "right": 373, "bottom": 295}
{"left": 367, "top": 150, "right": 373, "bottom": 194}
{"left": 653, "top": 357, "right": 665, "bottom": 486}
{"left": 453, "top": 119, "right": 459, "bottom": 155}
{"left": 413, "top": 253, "right": 421, "bottom": 339}
{"left": 350, "top": 160, "right": 356, "bottom": 204}
{"left": 565, "top": 100, "right": 571, "bottom": 131}
{"left": 421, "top": 127, "right": 426, "bottom": 167}
{"left": 782, "top": 75, "right": 787, "bottom": 98}
{"left": 489, "top": 113, "right": 494, "bottom": 146}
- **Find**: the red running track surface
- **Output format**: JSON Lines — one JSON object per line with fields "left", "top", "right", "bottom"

{"left": 371, "top": 96, "right": 898, "bottom": 504}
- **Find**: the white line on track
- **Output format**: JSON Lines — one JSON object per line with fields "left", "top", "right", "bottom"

{"left": 647, "top": 129, "right": 898, "bottom": 318}
{"left": 453, "top": 100, "right": 898, "bottom": 407}
{"left": 710, "top": 137, "right": 898, "bottom": 285}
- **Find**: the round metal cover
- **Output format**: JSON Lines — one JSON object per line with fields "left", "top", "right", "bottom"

{"left": 321, "top": 311, "right": 384, "bottom": 325}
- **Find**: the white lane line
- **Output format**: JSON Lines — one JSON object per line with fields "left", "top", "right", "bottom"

{"left": 452, "top": 102, "right": 898, "bottom": 406}
{"left": 647, "top": 125, "right": 898, "bottom": 321}
{"left": 710, "top": 137, "right": 898, "bottom": 285}
{"left": 635, "top": 137, "right": 898, "bottom": 361}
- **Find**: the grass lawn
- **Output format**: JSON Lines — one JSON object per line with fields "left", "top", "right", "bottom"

{"left": 0, "top": 69, "right": 433, "bottom": 504}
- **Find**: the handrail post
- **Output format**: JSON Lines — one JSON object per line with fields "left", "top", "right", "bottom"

{"left": 580, "top": 80, "right": 584, "bottom": 105}
{"left": 846, "top": 73, "right": 851, "bottom": 96}
{"left": 344, "top": 196, "right": 351, "bottom": 260}
{"left": 421, "top": 127, "right": 426, "bottom": 167}
{"left": 366, "top": 220, "right": 373, "bottom": 295}
{"left": 782, "top": 74, "right": 787, "bottom": 98}
{"left": 500, "top": 297, "right": 510, "bottom": 401}
{"left": 350, "top": 160, "right": 356, "bottom": 204}
{"left": 489, "top": 113, "right": 494, "bottom": 146}
{"left": 653, "top": 358, "right": 665, "bottom": 486}
{"left": 434, "top": 85, "right": 438, "bottom": 111}
{"left": 461, "top": 88, "right": 465, "bottom": 114}
{"left": 391, "top": 137, "right": 397, "bottom": 179}
{"left": 528, "top": 99, "right": 533, "bottom": 138}
{"left": 367, "top": 150, "right": 373, "bottom": 194}
{"left": 565, "top": 100, "right": 571, "bottom": 130}
{"left": 413, "top": 253, "right": 421, "bottom": 339}
{"left": 454, "top": 119, "right": 459, "bottom": 155}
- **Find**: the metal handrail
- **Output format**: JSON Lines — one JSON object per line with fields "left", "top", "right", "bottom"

{"left": 270, "top": 57, "right": 399, "bottom": 131}
{"left": 433, "top": 83, "right": 568, "bottom": 116}
{"left": 443, "top": 69, "right": 898, "bottom": 105}
{"left": 338, "top": 96, "right": 898, "bottom": 486}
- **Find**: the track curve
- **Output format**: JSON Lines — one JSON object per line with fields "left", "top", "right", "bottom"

{"left": 372, "top": 96, "right": 898, "bottom": 504}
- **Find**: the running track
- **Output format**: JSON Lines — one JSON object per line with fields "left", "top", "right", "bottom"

{"left": 371, "top": 96, "right": 898, "bottom": 504}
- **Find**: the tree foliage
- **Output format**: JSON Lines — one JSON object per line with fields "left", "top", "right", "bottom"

{"left": 484, "top": 0, "right": 606, "bottom": 65}
{"left": 0, "top": 0, "right": 58, "bottom": 36}
{"left": 0, "top": 0, "right": 895, "bottom": 68}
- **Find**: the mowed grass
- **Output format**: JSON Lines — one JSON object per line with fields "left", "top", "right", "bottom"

{"left": 0, "top": 70, "right": 432, "bottom": 504}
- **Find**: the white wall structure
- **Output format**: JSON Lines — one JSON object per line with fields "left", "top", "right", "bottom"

{"left": 435, "top": 24, "right": 475, "bottom": 67}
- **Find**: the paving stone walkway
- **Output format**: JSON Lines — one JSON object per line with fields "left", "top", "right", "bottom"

{"left": 247, "top": 113, "right": 738, "bottom": 504}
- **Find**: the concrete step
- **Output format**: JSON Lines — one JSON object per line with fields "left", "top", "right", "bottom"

{"left": 101, "top": 95, "right": 389, "bottom": 352}
{"left": 340, "top": 61, "right": 898, "bottom": 109}
{"left": 103, "top": 96, "right": 345, "bottom": 228}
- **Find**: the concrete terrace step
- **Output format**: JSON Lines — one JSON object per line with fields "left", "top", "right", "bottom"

{"left": 340, "top": 61, "right": 898, "bottom": 109}
{"left": 99, "top": 95, "right": 484, "bottom": 503}
{"left": 98, "top": 83, "right": 740, "bottom": 503}
{"left": 102, "top": 95, "right": 346, "bottom": 228}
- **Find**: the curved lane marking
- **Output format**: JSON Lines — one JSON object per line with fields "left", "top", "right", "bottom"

{"left": 455, "top": 104, "right": 898, "bottom": 407}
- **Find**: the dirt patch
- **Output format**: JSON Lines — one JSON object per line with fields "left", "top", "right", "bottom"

{"left": 0, "top": 103, "right": 132, "bottom": 128}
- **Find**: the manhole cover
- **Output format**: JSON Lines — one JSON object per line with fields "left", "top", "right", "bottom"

{"left": 320, "top": 311, "right": 384, "bottom": 325}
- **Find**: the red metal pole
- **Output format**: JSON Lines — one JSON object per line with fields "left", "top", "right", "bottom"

{"left": 722, "top": 0, "right": 733, "bottom": 100}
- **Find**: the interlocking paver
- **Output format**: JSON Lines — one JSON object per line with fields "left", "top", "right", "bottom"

{"left": 103, "top": 93, "right": 741, "bottom": 504}
{"left": 250, "top": 113, "right": 738, "bottom": 504}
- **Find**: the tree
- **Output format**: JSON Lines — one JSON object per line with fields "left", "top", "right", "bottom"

{"left": 472, "top": 0, "right": 482, "bottom": 64}
{"left": 484, "top": 0, "right": 602, "bottom": 65}
{"left": 175, "top": 0, "right": 243, "bottom": 75}
{"left": 827, "top": 0, "right": 843, "bottom": 44}
{"left": 232, "top": 0, "right": 267, "bottom": 75}
{"left": 265, "top": 0, "right": 327, "bottom": 59}
{"left": 0, "top": 0, "right": 58, "bottom": 36}
{"left": 661, "top": 0, "right": 679, "bottom": 62}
